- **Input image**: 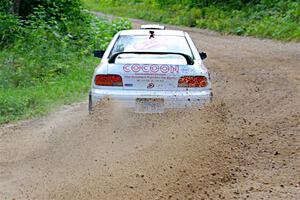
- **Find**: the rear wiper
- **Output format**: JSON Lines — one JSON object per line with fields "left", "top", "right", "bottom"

{"left": 108, "top": 51, "right": 194, "bottom": 65}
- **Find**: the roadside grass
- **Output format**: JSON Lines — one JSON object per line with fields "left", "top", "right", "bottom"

{"left": 83, "top": 0, "right": 300, "bottom": 42}
{"left": 0, "top": 9, "right": 132, "bottom": 124}
{"left": 0, "top": 55, "right": 97, "bottom": 124}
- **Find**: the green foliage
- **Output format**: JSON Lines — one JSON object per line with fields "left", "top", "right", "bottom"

{"left": 0, "top": 1, "right": 132, "bottom": 124}
{"left": 16, "top": 0, "right": 83, "bottom": 20}
{"left": 0, "top": 0, "right": 11, "bottom": 13}
{"left": 0, "top": 12, "right": 22, "bottom": 47}
{"left": 0, "top": 60, "right": 95, "bottom": 123}
{"left": 84, "top": 0, "right": 300, "bottom": 41}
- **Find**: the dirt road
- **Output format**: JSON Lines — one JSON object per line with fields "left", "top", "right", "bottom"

{"left": 1, "top": 15, "right": 300, "bottom": 200}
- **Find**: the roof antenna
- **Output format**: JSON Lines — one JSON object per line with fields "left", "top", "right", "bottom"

{"left": 149, "top": 31, "right": 155, "bottom": 39}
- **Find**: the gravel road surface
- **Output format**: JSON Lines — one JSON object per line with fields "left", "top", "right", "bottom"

{"left": 1, "top": 15, "right": 299, "bottom": 200}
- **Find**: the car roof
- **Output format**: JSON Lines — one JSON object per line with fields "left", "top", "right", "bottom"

{"left": 119, "top": 29, "right": 185, "bottom": 36}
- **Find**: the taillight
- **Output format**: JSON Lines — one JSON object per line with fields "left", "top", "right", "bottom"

{"left": 95, "top": 74, "right": 123, "bottom": 86}
{"left": 178, "top": 76, "right": 208, "bottom": 87}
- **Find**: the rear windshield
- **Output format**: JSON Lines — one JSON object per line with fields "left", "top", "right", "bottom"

{"left": 110, "top": 35, "right": 194, "bottom": 58}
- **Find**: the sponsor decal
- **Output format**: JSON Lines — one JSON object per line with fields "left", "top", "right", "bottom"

{"left": 123, "top": 64, "right": 179, "bottom": 74}
{"left": 124, "top": 75, "right": 177, "bottom": 80}
{"left": 147, "top": 83, "right": 155, "bottom": 89}
{"left": 124, "top": 83, "right": 133, "bottom": 87}
{"left": 133, "top": 40, "right": 162, "bottom": 50}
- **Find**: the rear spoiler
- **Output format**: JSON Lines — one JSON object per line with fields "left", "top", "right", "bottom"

{"left": 108, "top": 52, "right": 194, "bottom": 65}
{"left": 140, "top": 24, "right": 165, "bottom": 30}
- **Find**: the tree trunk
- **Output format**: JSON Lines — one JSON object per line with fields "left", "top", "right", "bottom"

{"left": 13, "top": 0, "right": 21, "bottom": 15}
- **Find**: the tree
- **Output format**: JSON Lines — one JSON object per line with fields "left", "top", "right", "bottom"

{"left": 13, "top": 0, "right": 21, "bottom": 15}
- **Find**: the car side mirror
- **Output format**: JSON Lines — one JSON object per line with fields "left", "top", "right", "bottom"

{"left": 199, "top": 52, "right": 207, "bottom": 60}
{"left": 94, "top": 50, "right": 105, "bottom": 58}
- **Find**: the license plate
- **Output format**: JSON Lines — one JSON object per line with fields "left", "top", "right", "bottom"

{"left": 135, "top": 98, "right": 164, "bottom": 113}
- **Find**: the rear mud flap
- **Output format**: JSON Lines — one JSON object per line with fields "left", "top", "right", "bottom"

{"left": 88, "top": 91, "right": 93, "bottom": 114}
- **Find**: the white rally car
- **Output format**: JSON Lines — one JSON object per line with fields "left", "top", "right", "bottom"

{"left": 89, "top": 24, "right": 212, "bottom": 113}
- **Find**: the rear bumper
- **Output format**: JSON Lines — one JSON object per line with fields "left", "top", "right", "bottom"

{"left": 90, "top": 88, "right": 212, "bottom": 109}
